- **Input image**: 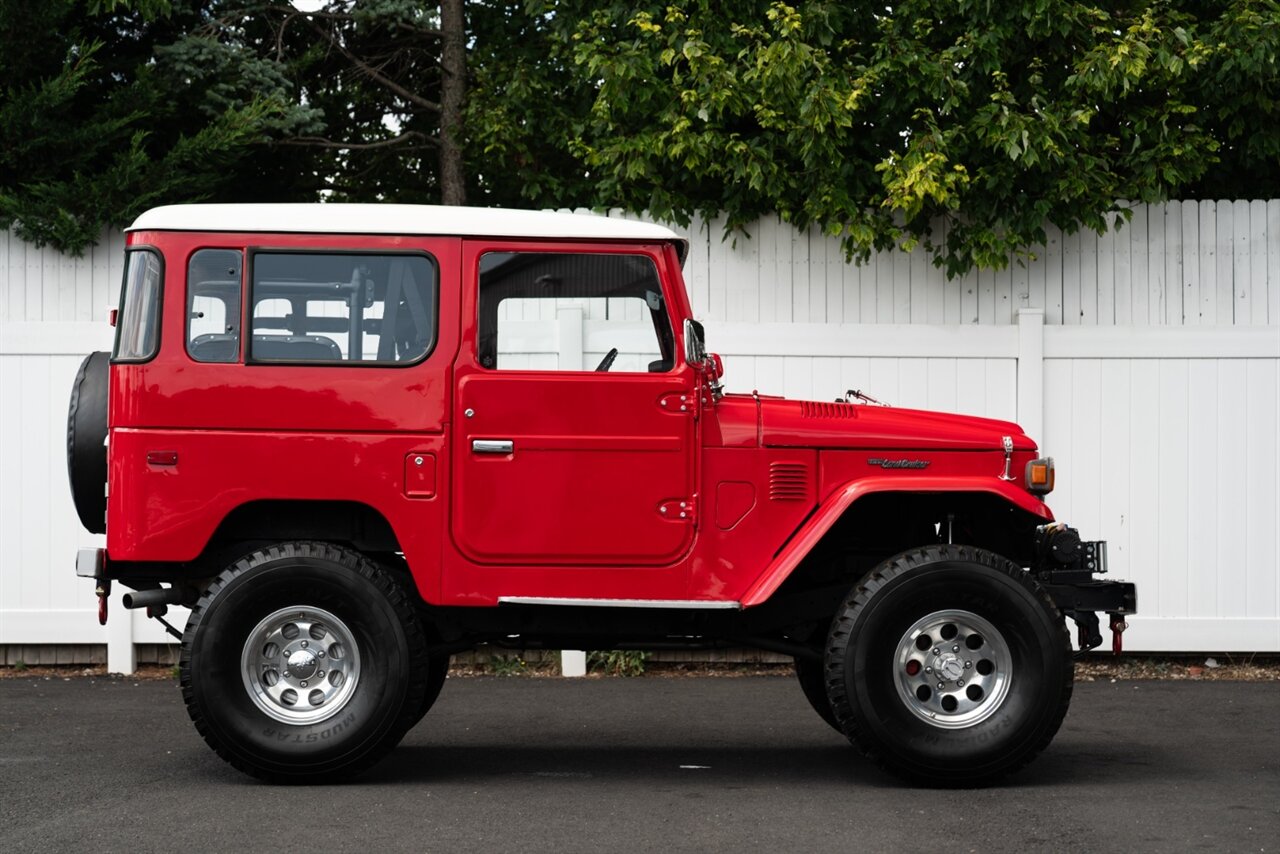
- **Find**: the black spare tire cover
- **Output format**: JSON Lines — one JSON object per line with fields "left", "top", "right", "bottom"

{"left": 67, "top": 352, "right": 109, "bottom": 534}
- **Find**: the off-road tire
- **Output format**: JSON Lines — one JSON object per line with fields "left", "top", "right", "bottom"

{"left": 794, "top": 656, "right": 842, "bottom": 734}
{"left": 409, "top": 655, "right": 451, "bottom": 728}
{"left": 825, "top": 545, "right": 1072, "bottom": 786}
{"left": 180, "top": 541, "right": 428, "bottom": 784}
{"left": 379, "top": 561, "right": 450, "bottom": 732}
{"left": 66, "top": 351, "right": 109, "bottom": 534}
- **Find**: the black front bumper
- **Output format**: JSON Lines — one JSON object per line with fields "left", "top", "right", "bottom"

{"left": 1043, "top": 578, "right": 1137, "bottom": 615}
{"left": 1033, "top": 530, "right": 1137, "bottom": 653}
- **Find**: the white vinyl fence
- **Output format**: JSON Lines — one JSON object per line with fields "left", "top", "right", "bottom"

{"left": 2, "top": 202, "right": 1278, "bottom": 671}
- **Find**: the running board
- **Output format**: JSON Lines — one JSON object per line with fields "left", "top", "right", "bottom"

{"left": 497, "top": 597, "right": 742, "bottom": 610}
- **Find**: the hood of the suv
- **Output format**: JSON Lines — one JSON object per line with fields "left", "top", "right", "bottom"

{"left": 757, "top": 397, "right": 1037, "bottom": 451}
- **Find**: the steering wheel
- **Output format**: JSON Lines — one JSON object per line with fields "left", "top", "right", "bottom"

{"left": 595, "top": 348, "right": 619, "bottom": 372}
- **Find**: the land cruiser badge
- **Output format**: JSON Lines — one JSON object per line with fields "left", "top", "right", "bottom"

{"left": 867, "top": 457, "right": 931, "bottom": 469}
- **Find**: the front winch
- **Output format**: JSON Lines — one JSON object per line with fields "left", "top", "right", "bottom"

{"left": 1034, "top": 523, "right": 1137, "bottom": 655}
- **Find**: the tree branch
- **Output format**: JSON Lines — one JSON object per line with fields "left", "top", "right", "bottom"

{"left": 305, "top": 19, "right": 441, "bottom": 113}
{"left": 293, "top": 8, "right": 443, "bottom": 38}
{"left": 278, "top": 130, "right": 437, "bottom": 150}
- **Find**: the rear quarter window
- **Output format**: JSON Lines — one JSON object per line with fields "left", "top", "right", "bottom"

{"left": 248, "top": 252, "right": 437, "bottom": 365}
{"left": 112, "top": 249, "right": 163, "bottom": 362}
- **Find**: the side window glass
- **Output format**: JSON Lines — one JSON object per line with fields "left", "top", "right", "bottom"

{"left": 187, "top": 249, "right": 242, "bottom": 363}
{"left": 112, "top": 249, "right": 163, "bottom": 362}
{"left": 478, "top": 252, "right": 673, "bottom": 373}
{"left": 248, "top": 253, "right": 437, "bottom": 364}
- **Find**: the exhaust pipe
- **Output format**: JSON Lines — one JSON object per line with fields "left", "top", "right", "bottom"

{"left": 122, "top": 586, "right": 196, "bottom": 609}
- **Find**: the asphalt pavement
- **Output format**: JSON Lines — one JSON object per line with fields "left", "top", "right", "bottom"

{"left": 1, "top": 674, "right": 1276, "bottom": 853}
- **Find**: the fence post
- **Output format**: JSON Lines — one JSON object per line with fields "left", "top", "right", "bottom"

{"left": 557, "top": 307, "right": 583, "bottom": 370}
{"left": 1016, "top": 308, "right": 1045, "bottom": 442}
{"left": 561, "top": 650, "right": 587, "bottom": 677}
{"left": 555, "top": 307, "right": 589, "bottom": 676}
{"left": 107, "top": 606, "right": 136, "bottom": 675}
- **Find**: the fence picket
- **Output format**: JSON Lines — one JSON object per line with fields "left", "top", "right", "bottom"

{"left": 1234, "top": 199, "right": 1252, "bottom": 323}
{"left": 1217, "top": 200, "right": 1235, "bottom": 323}
{"left": 1250, "top": 200, "right": 1268, "bottom": 325}
{"left": 1181, "top": 201, "right": 1199, "bottom": 325}
{"left": 1163, "top": 201, "right": 1183, "bottom": 325}
{"left": 1129, "top": 205, "right": 1149, "bottom": 325}
{"left": 1268, "top": 200, "right": 1280, "bottom": 325}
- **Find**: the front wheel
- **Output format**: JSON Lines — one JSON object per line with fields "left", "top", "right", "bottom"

{"left": 825, "top": 545, "right": 1072, "bottom": 786}
{"left": 180, "top": 542, "right": 427, "bottom": 783}
{"left": 794, "top": 656, "right": 842, "bottom": 734}
{"left": 406, "top": 653, "right": 451, "bottom": 730}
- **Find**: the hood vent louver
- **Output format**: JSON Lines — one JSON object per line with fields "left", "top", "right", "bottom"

{"left": 800, "top": 401, "right": 856, "bottom": 419}
{"left": 769, "top": 461, "right": 811, "bottom": 502}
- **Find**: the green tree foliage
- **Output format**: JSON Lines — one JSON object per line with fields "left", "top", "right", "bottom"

{"left": 464, "top": 1, "right": 598, "bottom": 208}
{"left": 1182, "top": 0, "right": 1280, "bottom": 197}
{"left": 4, "top": 1, "right": 1277, "bottom": 272}
{"left": 0, "top": 1, "right": 320, "bottom": 253}
{"left": 507, "top": 0, "right": 1278, "bottom": 275}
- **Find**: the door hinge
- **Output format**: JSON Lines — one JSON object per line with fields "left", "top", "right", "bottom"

{"left": 658, "top": 392, "right": 696, "bottom": 415}
{"left": 657, "top": 497, "right": 696, "bottom": 522}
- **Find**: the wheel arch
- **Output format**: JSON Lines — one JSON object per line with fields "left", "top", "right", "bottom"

{"left": 200, "top": 499, "right": 403, "bottom": 563}
{"left": 740, "top": 477, "right": 1054, "bottom": 607}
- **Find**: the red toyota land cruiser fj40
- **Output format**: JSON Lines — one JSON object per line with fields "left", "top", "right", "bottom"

{"left": 68, "top": 204, "right": 1135, "bottom": 785}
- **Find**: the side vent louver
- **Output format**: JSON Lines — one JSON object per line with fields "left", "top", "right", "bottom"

{"left": 800, "top": 401, "right": 856, "bottom": 419}
{"left": 769, "top": 461, "right": 811, "bottom": 502}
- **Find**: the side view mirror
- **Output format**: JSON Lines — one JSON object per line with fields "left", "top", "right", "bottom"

{"left": 683, "top": 318, "right": 707, "bottom": 365}
{"left": 684, "top": 318, "right": 724, "bottom": 397}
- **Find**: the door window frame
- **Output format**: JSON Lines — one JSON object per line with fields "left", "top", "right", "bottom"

{"left": 467, "top": 241, "right": 686, "bottom": 377}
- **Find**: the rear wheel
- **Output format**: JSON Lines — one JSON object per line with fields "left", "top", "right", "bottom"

{"left": 826, "top": 545, "right": 1072, "bottom": 786}
{"left": 180, "top": 541, "right": 427, "bottom": 783}
{"left": 382, "top": 564, "right": 450, "bottom": 732}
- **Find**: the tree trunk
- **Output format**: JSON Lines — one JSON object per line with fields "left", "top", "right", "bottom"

{"left": 439, "top": 0, "right": 466, "bottom": 206}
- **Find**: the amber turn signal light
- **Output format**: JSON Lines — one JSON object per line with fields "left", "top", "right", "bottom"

{"left": 1025, "top": 457, "right": 1055, "bottom": 495}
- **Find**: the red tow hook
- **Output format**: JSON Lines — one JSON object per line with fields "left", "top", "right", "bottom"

{"left": 1109, "top": 613, "right": 1128, "bottom": 655}
{"left": 96, "top": 579, "right": 111, "bottom": 625}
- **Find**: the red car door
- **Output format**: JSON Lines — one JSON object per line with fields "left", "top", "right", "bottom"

{"left": 450, "top": 242, "right": 697, "bottom": 568}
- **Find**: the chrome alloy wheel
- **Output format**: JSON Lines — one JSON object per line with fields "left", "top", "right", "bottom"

{"left": 241, "top": 606, "right": 361, "bottom": 725}
{"left": 894, "top": 609, "right": 1011, "bottom": 729}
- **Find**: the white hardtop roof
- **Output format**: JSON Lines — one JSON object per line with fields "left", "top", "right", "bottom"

{"left": 129, "top": 203, "right": 685, "bottom": 256}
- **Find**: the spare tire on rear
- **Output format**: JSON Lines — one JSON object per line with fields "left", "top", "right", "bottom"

{"left": 67, "top": 351, "right": 109, "bottom": 534}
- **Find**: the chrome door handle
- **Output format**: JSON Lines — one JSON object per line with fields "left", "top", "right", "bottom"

{"left": 472, "top": 439, "right": 514, "bottom": 454}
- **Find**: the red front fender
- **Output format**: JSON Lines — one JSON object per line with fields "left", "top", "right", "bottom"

{"left": 738, "top": 476, "right": 1054, "bottom": 607}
